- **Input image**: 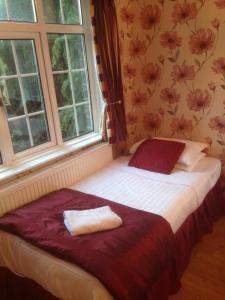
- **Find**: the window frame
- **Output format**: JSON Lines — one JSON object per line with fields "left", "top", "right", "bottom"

{"left": 0, "top": 0, "right": 102, "bottom": 168}
{"left": 0, "top": 32, "right": 57, "bottom": 162}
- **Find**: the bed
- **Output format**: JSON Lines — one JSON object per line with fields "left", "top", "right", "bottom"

{"left": 0, "top": 154, "right": 224, "bottom": 300}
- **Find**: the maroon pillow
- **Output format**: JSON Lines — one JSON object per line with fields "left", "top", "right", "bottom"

{"left": 128, "top": 139, "right": 185, "bottom": 174}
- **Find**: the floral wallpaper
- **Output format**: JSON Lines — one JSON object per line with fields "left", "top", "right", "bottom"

{"left": 115, "top": 0, "right": 225, "bottom": 180}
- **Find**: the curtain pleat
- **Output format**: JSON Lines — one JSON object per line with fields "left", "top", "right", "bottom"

{"left": 91, "top": 0, "right": 127, "bottom": 144}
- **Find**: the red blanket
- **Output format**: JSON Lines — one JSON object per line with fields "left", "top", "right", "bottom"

{"left": 0, "top": 189, "right": 179, "bottom": 300}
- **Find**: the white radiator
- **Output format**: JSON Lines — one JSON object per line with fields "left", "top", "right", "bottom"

{"left": 0, "top": 144, "right": 113, "bottom": 217}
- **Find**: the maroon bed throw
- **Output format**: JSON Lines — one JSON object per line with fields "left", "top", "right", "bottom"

{"left": 0, "top": 189, "right": 179, "bottom": 300}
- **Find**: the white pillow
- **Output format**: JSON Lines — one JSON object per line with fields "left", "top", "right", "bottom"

{"left": 175, "top": 152, "right": 206, "bottom": 172}
{"left": 129, "top": 139, "right": 146, "bottom": 154}
{"left": 154, "top": 137, "right": 208, "bottom": 166}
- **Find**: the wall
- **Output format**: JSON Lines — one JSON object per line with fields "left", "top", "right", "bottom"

{"left": 116, "top": 0, "right": 225, "bottom": 178}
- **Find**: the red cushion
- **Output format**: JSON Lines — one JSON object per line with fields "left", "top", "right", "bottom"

{"left": 128, "top": 139, "right": 185, "bottom": 174}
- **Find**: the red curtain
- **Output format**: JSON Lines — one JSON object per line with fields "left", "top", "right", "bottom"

{"left": 92, "top": 0, "right": 127, "bottom": 144}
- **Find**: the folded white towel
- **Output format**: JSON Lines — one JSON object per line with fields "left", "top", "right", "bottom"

{"left": 63, "top": 206, "right": 122, "bottom": 236}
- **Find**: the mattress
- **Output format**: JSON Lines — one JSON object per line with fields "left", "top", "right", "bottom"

{"left": 0, "top": 156, "right": 221, "bottom": 300}
{"left": 73, "top": 156, "right": 221, "bottom": 232}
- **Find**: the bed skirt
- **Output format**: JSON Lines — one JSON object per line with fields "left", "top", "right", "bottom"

{"left": 1, "top": 181, "right": 224, "bottom": 300}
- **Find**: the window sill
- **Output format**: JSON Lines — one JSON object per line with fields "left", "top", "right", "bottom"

{"left": 0, "top": 132, "right": 103, "bottom": 185}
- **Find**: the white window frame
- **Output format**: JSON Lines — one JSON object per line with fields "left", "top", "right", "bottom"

{"left": 0, "top": 32, "right": 57, "bottom": 162}
{"left": 0, "top": 0, "right": 102, "bottom": 169}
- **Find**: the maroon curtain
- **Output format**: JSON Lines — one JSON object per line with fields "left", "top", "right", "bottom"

{"left": 92, "top": 0, "right": 127, "bottom": 144}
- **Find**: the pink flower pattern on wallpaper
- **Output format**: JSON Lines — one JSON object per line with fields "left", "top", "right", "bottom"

{"left": 140, "top": 4, "right": 161, "bottom": 30}
{"left": 116, "top": 0, "right": 225, "bottom": 171}
{"left": 171, "top": 62, "right": 195, "bottom": 83}
{"left": 209, "top": 116, "right": 225, "bottom": 134}
{"left": 143, "top": 113, "right": 161, "bottom": 133}
{"left": 172, "top": 2, "right": 198, "bottom": 24}
{"left": 123, "top": 64, "right": 136, "bottom": 79}
{"left": 170, "top": 116, "right": 193, "bottom": 136}
{"left": 128, "top": 38, "right": 147, "bottom": 59}
{"left": 131, "top": 90, "right": 148, "bottom": 108}
{"left": 189, "top": 28, "right": 215, "bottom": 55}
{"left": 212, "top": 57, "right": 225, "bottom": 75}
{"left": 208, "top": 82, "right": 216, "bottom": 92}
{"left": 126, "top": 112, "right": 139, "bottom": 126}
{"left": 160, "top": 88, "right": 180, "bottom": 105}
{"left": 186, "top": 89, "right": 211, "bottom": 112}
{"left": 142, "top": 63, "right": 161, "bottom": 85}
{"left": 120, "top": 7, "right": 135, "bottom": 25}
{"left": 214, "top": 0, "right": 225, "bottom": 9}
{"left": 160, "top": 31, "right": 182, "bottom": 49}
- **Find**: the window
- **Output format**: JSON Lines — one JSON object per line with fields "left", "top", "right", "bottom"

{"left": 48, "top": 33, "right": 93, "bottom": 141}
{"left": 0, "top": 0, "right": 101, "bottom": 168}
{"left": 0, "top": 39, "right": 50, "bottom": 153}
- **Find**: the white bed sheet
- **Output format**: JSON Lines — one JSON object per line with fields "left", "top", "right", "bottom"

{"left": 0, "top": 156, "right": 221, "bottom": 300}
{"left": 72, "top": 156, "right": 221, "bottom": 233}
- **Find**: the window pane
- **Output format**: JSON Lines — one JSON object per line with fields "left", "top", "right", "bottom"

{"left": 63, "top": 0, "right": 81, "bottom": 25}
{"left": 44, "top": 0, "right": 82, "bottom": 25}
{"left": 0, "top": 40, "right": 16, "bottom": 76}
{"left": 53, "top": 73, "right": 72, "bottom": 107}
{"left": 59, "top": 108, "right": 77, "bottom": 141}
{"left": 0, "top": 0, "right": 7, "bottom": 20}
{"left": 0, "top": 39, "right": 50, "bottom": 153}
{"left": 48, "top": 34, "right": 68, "bottom": 71}
{"left": 8, "top": 118, "right": 31, "bottom": 153}
{"left": 4, "top": 78, "right": 24, "bottom": 118}
{"left": 48, "top": 33, "right": 94, "bottom": 142}
{"left": 15, "top": 40, "right": 37, "bottom": 74}
{"left": 22, "top": 76, "right": 43, "bottom": 113}
{"left": 29, "top": 114, "right": 49, "bottom": 146}
{"left": 72, "top": 71, "right": 89, "bottom": 103}
{"left": 43, "top": 0, "right": 61, "bottom": 24}
{"left": 77, "top": 104, "right": 93, "bottom": 136}
{"left": 68, "top": 35, "right": 85, "bottom": 69}
{"left": 0, "top": 0, "right": 36, "bottom": 22}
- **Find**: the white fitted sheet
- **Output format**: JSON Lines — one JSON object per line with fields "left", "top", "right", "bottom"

{"left": 73, "top": 156, "right": 221, "bottom": 233}
{"left": 0, "top": 156, "right": 221, "bottom": 300}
